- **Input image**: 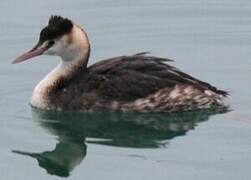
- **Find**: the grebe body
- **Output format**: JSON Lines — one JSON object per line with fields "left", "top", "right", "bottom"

{"left": 13, "top": 16, "right": 228, "bottom": 112}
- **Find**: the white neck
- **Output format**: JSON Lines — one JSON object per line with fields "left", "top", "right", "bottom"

{"left": 31, "top": 25, "right": 90, "bottom": 109}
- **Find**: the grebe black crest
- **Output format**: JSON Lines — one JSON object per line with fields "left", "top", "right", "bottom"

{"left": 40, "top": 16, "right": 73, "bottom": 43}
{"left": 13, "top": 15, "right": 228, "bottom": 112}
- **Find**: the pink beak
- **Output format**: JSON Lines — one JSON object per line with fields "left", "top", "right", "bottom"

{"left": 12, "top": 46, "right": 48, "bottom": 64}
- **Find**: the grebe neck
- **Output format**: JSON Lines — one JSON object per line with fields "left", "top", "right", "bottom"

{"left": 31, "top": 25, "right": 90, "bottom": 109}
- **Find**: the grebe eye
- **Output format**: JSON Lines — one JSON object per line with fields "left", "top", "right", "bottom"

{"left": 48, "top": 41, "right": 55, "bottom": 46}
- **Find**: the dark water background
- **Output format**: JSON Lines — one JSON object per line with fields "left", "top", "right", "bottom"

{"left": 1, "top": 0, "right": 251, "bottom": 179}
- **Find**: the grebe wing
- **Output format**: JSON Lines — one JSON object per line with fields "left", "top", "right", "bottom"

{"left": 87, "top": 52, "right": 227, "bottom": 101}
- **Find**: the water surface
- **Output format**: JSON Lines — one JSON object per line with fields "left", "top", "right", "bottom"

{"left": 0, "top": 0, "right": 251, "bottom": 179}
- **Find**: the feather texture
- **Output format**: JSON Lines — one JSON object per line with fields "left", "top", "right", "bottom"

{"left": 47, "top": 53, "right": 228, "bottom": 112}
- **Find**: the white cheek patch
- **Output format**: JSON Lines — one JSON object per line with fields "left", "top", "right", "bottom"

{"left": 60, "top": 35, "right": 70, "bottom": 47}
{"left": 44, "top": 35, "right": 69, "bottom": 56}
{"left": 42, "top": 25, "right": 90, "bottom": 62}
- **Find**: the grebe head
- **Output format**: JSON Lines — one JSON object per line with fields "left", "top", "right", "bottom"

{"left": 12, "top": 16, "right": 90, "bottom": 64}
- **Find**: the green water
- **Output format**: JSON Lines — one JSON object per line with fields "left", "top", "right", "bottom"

{"left": 12, "top": 109, "right": 226, "bottom": 177}
{"left": 1, "top": 0, "right": 251, "bottom": 179}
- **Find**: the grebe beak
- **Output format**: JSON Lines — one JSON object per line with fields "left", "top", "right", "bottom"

{"left": 12, "top": 43, "right": 48, "bottom": 64}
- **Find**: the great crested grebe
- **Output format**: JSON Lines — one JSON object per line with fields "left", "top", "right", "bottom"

{"left": 13, "top": 16, "right": 228, "bottom": 112}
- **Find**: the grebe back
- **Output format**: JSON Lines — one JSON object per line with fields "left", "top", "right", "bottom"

{"left": 12, "top": 16, "right": 228, "bottom": 112}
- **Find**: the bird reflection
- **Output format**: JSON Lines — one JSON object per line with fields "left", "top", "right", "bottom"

{"left": 13, "top": 142, "right": 86, "bottom": 177}
{"left": 12, "top": 108, "right": 228, "bottom": 177}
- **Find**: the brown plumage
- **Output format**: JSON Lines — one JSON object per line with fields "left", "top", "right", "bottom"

{"left": 48, "top": 52, "right": 228, "bottom": 112}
